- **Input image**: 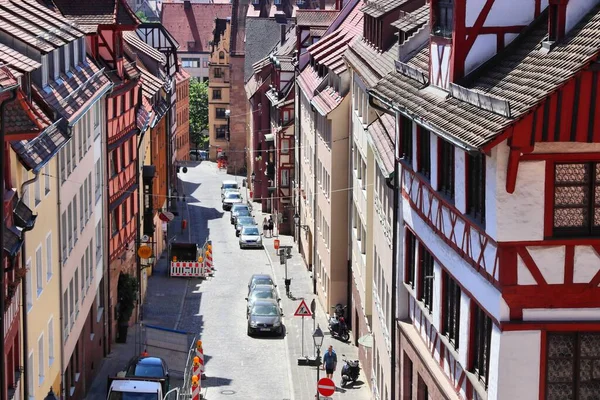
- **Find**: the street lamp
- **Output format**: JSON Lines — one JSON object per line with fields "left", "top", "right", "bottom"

{"left": 44, "top": 388, "right": 59, "bottom": 400}
{"left": 225, "top": 109, "right": 231, "bottom": 142}
{"left": 313, "top": 325, "right": 324, "bottom": 398}
{"left": 293, "top": 213, "right": 309, "bottom": 231}
{"left": 251, "top": 171, "right": 256, "bottom": 183}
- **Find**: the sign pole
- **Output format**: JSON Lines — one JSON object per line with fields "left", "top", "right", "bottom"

{"left": 311, "top": 299, "right": 316, "bottom": 356}
{"left": 301, "top": 316, "right": 305, "bottom": 357}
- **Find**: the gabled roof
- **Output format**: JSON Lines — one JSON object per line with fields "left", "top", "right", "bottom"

{"left": 391, "top": 3, "right": 428, "bottom": 32}
{"left": 139, "top": 66, "right": 164, "bottom": 99}
{"left": 52, "top": 0, "right": 139, "bottom": 33}
{"left": 124, "top": 31, "right": 166, "bottom": 65}
{"left": 361, "top": 0, "right": 409, "bottom": 18}
{"left": 0, "top": 44, "right": 41, "bottom": 79}
{"left": 160, "top": 2, "right": 232, "bottom": 53}
{"left": 368, "top": 113, "right": 395, "bottom": 174}
{"left": 176, "top": 66, "right": 191, "bottom": 83}
{"left": 5, "top": 91, "right": 52, "bottom": 136}
{"left": 11, "top": 121, "right": 70, "bottom": 173}
{"left": 295, "top": 10, "right": 339, "bottom": 27}
{"left": 0, "top": 0, "right": 85, "bottom": 53}
{"left": 344, "top": 39, "right": 397, "bottom": 87}
{"left": 372, "top": 5, "right": 600, "bottom": 149}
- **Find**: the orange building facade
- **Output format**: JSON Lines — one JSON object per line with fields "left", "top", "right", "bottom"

{"left": 175, "top": 68, "right": 191, "bottom": 161}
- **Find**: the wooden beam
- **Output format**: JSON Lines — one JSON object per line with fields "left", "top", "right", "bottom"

{"left": 463, "top": 0, "right": 496, "bottom": 56}
{"left": 506, "top": 148, "right": 520, "bottom": 193}
{"left": 516, "top": 247, "right": 548, "bottom": 285}
{"left": 563, "top": 245, "right": 574, "bottom": 284}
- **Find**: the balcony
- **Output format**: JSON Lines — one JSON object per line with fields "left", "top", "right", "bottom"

{"left": 4, "top": 282, "right": 21, "bottom": 339}
{"left": 7, "top": 369, "right": 21, "bottom": 400}
{"left": 402, "top": 167, "right": 499, "bottom": 285}
{"left": 109, "top": 162, "right": 136, "bottom": 204}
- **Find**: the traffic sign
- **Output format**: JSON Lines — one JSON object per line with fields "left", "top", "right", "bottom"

{"left": 274, "top": 239, "right": 280, "bottom": 250}
{"left": 318, "top": 377, "right": 335, "bottom": 397}
{"left": 159, "top": 211, "right": 175, "bottom": 222}
{"left": 137, "top": 245, "right": 152, "bottom": 258}
{"left": 294, "top": 299, "right": 312, "bottom": 317}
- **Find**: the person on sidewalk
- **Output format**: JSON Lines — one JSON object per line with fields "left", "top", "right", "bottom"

{"left": 322, "top": 345, "right": 337, "bottom": 380}
{"left": 263, "top": 217, "right": 269, "bottom": 237}
{"left": 268, "top": 215, "right": 274, "bottom": 237}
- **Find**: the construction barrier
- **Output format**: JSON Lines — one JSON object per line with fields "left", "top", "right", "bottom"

{"left": 204, "top": 241, "right": 214, "bottom": 276}
{"left": 192, "top": 356, "right": 201, "bottom": 379}
{"left": 191, "top": 375, "right": 200, "bottom": 400}
{"left": 196, "top": 340, "right": 205, "bottom": 377}
{"left": 170, "top": 261, "right": 204, "bottom": 278}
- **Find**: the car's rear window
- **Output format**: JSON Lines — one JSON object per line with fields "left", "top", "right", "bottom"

{"left": 226, "top": 193, "right": 241, "bottom": 199}
{"left": 133, "top": 364, "right": 164, "bottom": 377}
{"left": 243, "top": 227, "right": 260, "bottom": 235}
{"left": 223, "top": 183, "right": 238, "bottom": 190}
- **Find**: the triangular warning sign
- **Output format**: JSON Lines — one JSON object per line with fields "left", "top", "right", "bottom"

{"left": 294, "top": 299, "right": 312, "bottom": 317}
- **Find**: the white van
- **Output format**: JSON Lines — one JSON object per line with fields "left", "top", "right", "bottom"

{"left": 221, "top": 180, "right": 239, "bottom": 199}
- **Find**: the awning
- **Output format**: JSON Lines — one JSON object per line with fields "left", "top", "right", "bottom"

{"left": 264, "top": 133, "right": 275, "bottom": 142}
{"left": 358, "top": 333, "right": 373, "bottom": 348}
{"left": 3, "top": 225, "right": 23, "bottom": 257}
{"left": 13, "top": 200, "right": 36, "bottom": 231}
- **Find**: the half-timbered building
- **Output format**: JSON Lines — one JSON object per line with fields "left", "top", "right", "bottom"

{"left": 370, "top": 1, "right": 600, "bottom": 399}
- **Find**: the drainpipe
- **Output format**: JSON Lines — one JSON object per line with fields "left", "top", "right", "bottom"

{"left": 0, "top": 86, "right": 17, "bottom": 400}
{"left": 55, "top": 156, "right": 66, "bottom": 400}
{"left": 369, "top": 94, "right": 399, "bottom": 400}
{"left": 293, "top": 59, "right": 302, "bottom": 252}
{"left": 311, "top": 106, "right": 317, "bottom": 296}
{"left": 19, "top": 171, "right": 42, "bottom": 400}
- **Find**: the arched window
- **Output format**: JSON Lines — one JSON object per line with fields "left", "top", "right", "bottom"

{"left": 219, "top": 51, "right": 225, "bottom": 59}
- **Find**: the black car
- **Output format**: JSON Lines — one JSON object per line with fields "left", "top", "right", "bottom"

{"left": 248, "top": 274, "right": 276, "bottom": 294}
{"left": 247, "top": 299, "right": 284, "bottom": 336}
{"left": 125, "top": 356, "right": 169, "bottom": 392}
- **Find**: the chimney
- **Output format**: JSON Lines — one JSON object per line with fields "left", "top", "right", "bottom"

{"left": 280, "top": 24, "right": 286, "bottom": 44}
{"left": 184, "top": 0, "right": 191, "bottom": 10}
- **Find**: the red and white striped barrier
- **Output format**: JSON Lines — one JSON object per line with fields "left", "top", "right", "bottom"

{"left": 205, "top": 244, "right": 214, "bottom": 275}
{"left": 170, "top": 261, "right": 204, "bottom": 277}
{"left": 191, "top": 375, "right": 200, "bottom": 400}
{"left": 196, "top": 340, "right": 205, "bottom": 377}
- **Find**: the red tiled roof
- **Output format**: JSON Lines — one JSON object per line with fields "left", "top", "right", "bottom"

{"left": 368, "top": 113, "right": 395, "bottom": 174}
{"left": 5, "top": 91, "right": 52, "bottom": 136}
{"left": 0, "top": 44, "right": 41, "bottom": 79}
{"left": 52, "top": 0, "right": 139, "bottom": 32}
{"left": 297, "top": 67, "right": 324, "bottom": 100}
{"left": 312, "top": 86, "right": 342, "bottom": 115}
{"left": 176, "top": 66, "right": 191, "bottom": 83}
{"left": 0, "top": 66, "right": 17, "bottom": 90}
{"left": 295, "top": 10, "right": 339, "bottom": 27}
{"left": 161, "top": 2, "right": 232, "bottom": 53}
{"left": 123, "top": 31, "right": 166, "bottom": 64}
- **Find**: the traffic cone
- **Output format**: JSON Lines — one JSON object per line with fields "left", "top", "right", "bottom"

{"left": 196, "top": 340, "right": 206, "bottom": 379}
{"left": 191, "top": 375, "right": 200, "bottom": 400}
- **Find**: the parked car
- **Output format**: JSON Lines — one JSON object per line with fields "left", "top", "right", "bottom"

{"left": 124, "top": 356, "right": 170, "bottom": 393}
{"left": 222, "top": 192, "right": 243, "bottom": 211}
{"left": 248, "top": 274, "right": 276, "bottom": 294}
{"left": 247, "top": 299, "right": 284, "bottom": 336}
{"left": 235, "top": 216, "right": 256, "bottom": 237}
{"left": 246, "top": 284, "right": 279, "bottom": 316}
{"left": 221, "top": 180, "right": 239, "bottom": 198}
{"left": 239, "top": 225, "right": 263, "bottom": 249}
{"left": 230, "top": 206, "right": 251, "bottom": 225}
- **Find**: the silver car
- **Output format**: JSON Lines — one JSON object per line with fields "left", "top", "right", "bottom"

{"left": 239, "top": 225, "right": 263, "bottom": 249}
{"left": 248, "top": 274, "right": 276, "bottom": 295}
{"left": 235, "top": 216, "right": 256, "bottom": 237}
{"left": 230, "top": 204, "right": 251, "bottom": 224}
{"left": 245, "top": 285, "right": 279, "bottom": 316}
{"left": 222, "top": 192, "right": 242, "bottom": 211}
{"left": 247, "top": 299, "right": 284, "bottom": 336}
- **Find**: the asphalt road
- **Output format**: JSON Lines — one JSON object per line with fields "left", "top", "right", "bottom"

{"left": 177, "top": 161, "right": 293, "bottom": 400}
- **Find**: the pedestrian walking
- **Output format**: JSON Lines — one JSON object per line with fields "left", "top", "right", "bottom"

{"left": 263, "top": 217, "right": 269, "bottom": 237}
{"left": 268, "top": 215, "right": 274, "bottom": 237}
{"left": 322, "top": 345, "right": 337, "bottom": 380}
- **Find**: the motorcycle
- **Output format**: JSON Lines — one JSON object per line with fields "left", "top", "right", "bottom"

{"left": 341, "top": 358, "right": 360, "bottom": 387}
{"left": 328, "top": 305, "right": 350, "bottom": 342}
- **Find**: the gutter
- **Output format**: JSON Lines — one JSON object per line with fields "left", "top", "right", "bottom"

{"left": 368, "top": 89, "right": 480, "bottom": 154}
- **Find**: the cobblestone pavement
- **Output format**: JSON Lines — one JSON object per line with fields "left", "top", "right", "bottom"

{"left": 86, "top": 161, "right": 372, "bottom": 400}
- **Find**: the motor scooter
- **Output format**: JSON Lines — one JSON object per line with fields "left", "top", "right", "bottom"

{"left": 328, "top": 311, "right": 350, "bottom": 342}
{"left": 341, "top": 357, "right": 360, "bottom": 387}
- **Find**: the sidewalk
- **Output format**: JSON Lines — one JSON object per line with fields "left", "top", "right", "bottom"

{"left": 251, "top": 204, "right": 372, "bottom": 400}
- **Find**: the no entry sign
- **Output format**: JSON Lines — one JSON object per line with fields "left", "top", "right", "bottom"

{"left": 318, "top": 377, "right": 335, "bottom": 397}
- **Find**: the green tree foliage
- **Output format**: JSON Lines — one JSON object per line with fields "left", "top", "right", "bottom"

{"left": 135, "top": 11, "right": 149, "bottom": 22}
{"left": 189, "top": 78, "right": 209, "bottom": 149}
{"left": 117, "top": 273, "right": 138, "bottom": 323}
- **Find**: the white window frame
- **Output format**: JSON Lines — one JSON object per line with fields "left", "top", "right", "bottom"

{"left": 26, "top": 258, "right": 33, "bottom": 312}
{"left": 41, "top": 54, "right": 49, "bottom": 87}
{"left": 34, "top": 178, "right": 41, "bottom": 207}
{"left": 27, "top": 351, "right": 34, "bottom": 397}
{"left": 46, "top": 233, "right": 52, "bottom": 282}
{"left": 36, "top": 245, "right": 43, "bottom": 297}
{"left": 38, "top": 333, "right": 45, "bottom": 385}
{"left": 44, "top": 164, "right": 50, "bottom": 195}
{"left": 53, "top": 50, "right": 60, "bottom": 81}
{"left": 48, "top": 317, "right": 55, "bottom": 366}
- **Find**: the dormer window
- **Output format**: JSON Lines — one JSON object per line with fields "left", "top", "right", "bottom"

{"left": 41, "top": 54, "right": 49, "bottom": 87}
{"left": 73, "top": 41, "right": 79, "bottom": 69}
{"left": 433, "top": 0, "right": 453, "bottom": 38}
{"left": 52, "top": 50, "right": 60, "bottom": 81}
{"left": 63, "top": 44, "right": 70, "bottom": 74}
{"left": 364, "top": 15, "right": 383, "bottom": 49}
{"left": 80, "top": 38, "right": 87, "bottom": 65}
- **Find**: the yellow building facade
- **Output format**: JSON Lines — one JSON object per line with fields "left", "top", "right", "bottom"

{"left": 208, "top": 18, "right": 232, "bottom": 161}
{"left": 13, "top": 155, "right": 62, "bottom": 399}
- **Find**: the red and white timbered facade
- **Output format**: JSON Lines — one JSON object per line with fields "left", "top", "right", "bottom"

{"left": 370, "top": 0, "right": 600, "bottom": 399}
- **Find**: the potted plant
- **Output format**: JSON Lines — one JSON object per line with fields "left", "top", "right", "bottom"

{"left": 116, "top": 273, "right": 138, "bottom": 343}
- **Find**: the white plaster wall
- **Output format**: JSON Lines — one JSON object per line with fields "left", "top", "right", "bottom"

{"left": 495, "top": 331, "right": 541, "bottom": 400}
{"left": 524, "top": 308, "right": 600, "bottom": 321}
{"left": 529, "top": 246, "right": 565, "bottom": 284}
{"left": 494, "top": 141, "right": 545, "bottom": 242}
{"left": 457, "top": 293, "right": 471, "bottom": 367}
{"left": 430, "top": 135, "right": 439, "bottom": 190}
{"left": 486, "top": 324, "right": 503, "bottom": 400}
{"left": 486, "top": 1, "right": 535, "bottom": 26}
{"left": 93, "top": 106, "right": 105, "bottom": 288}
{"left": 466, "top": 0, "right": 487, "bottom": 27}
{"left": 454, "top": 148, "right": 467, "bottom": 213}
{"left": 465, "top": 34, "right": 497, "bottom": 76}
{"left": 430, "top": 42, "right": 451, "bottom": 89}
{"left": 573, "top": 246, "right": 600, "bottom": 283}
{"left": 566, "top": 0, "right": 600, "bottom": 33}
{"left": 540, "top": 0, "right": 549, "bottom": 11}
{"left": 485, "top": 146, "right": 498, "bottom": 240}
{"left": 402, "top": 200, "right": 509, "bottom": 322}
{"left": 517, "top": 255, "right": 537, "bottom": 285}
{"left": 432, "top": 262, "right": 442, "bottom": 333}
{"left": 504, "top": 33, "right": 519, "bottom": 47}
{"left": 411, "top": 123, "right": 418, "bottom": 170}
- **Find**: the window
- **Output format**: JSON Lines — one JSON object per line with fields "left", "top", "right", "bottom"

{"left": 214, "top": 67, "right": 223, "bottom": 78}
{"left": 94, "top": 101, "right": 100, "bottom": 128}
{"left": 433, "top": 0, "right": 454, "bottom": 38}
{"left": 36, "top": 246, "right": 43, "bottom": 296}
{"left": 552, "top": 163, "right": 600, "bottom": 237}
{"left": 212, "top": 89, "right": 222, "bottom": 100}
{"left": 111, "top": 210, "right": 118, "bottom": 236}
{"left": 96, "top": 222, "right": 102, "bottom": 264}
{"left": 79, "top": 186, "right": 84, "bottom": 231}
{"left": 443, "top": 272, "right": 461, "bottom": 348}
{"left": 26, "top": 258, "right": 33, "bottom": 312}
{"left": 46, "top": 234, "right": 52, "bottom": 282}
{"left": 74, "top": 269, "right": 79, "bottom": 315}
{"left": 438, "top": 138, "right": 454, "bottom": 200}
{"left": 35, "top": 178, "right": 41, "bottom": 206}
{"left": 471, "top": 304, "right": 492, "bottom": 388}
{"left": 405, "top": 231, "right": 416, "bottom": 288}
{"left": 281, "top": 169, "right": 289, "bottom": 187}
{"left": 417, "top": 127, "right": 431, "bottom": 179}
{"left": 215, "top": 124, "right": 227, "bottom": 139}
{"left": 281, "top": 139, "right": 289, "bottom": 154}
{"left": 44, "top": 164, "right": 50, "bottom": 194}
{"left": 417, "top": 374, "right": 428, "bottom": 400}
{"left": 182, "top": 58, "right": 200, "bottom": 68}
{"left": 53, "top": 50, "right": 60, "bottom": 80}
{"left": 41, "top": 54, "right": 49, "bottom": 86}
{"left": 48, "top": 318, "right": 54, "bottom": 366}
{"left": 64, "top": 44, "right": 71, "bottom": 74}
{"left": 73, "top": 198, "right": 78, "bottom": 242}
{"left": 545, "top": 332, "right": 600, "bottom": 399}
{"left": 121, "top": 204, "right": 127, "bottom": 227}
{"left": 61, "top": 212, "right": 67, "bottom": 259}
{"left": 63, "top": 291, "right": 68, "bottom": 338}
{"left": 27, "top": 352, "right": 34, "bottom": 396}
{"left": 403, "top": 352, "right": 413, "bottom": 400}
{"left": 418, "top": 244, "right": 434, "bottom": 313}
{"left": 216, "top": 108, "right": 226, "bottom": 118}
{"left": 466, "top": 152, "right": 486, "bottom": 225}
{"left": 38, "top": 333, "right": 45, "bottom": 384}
